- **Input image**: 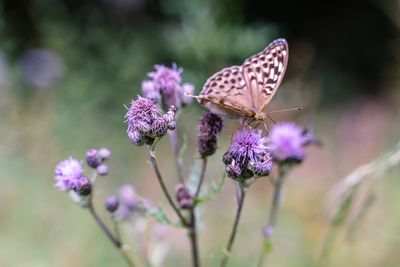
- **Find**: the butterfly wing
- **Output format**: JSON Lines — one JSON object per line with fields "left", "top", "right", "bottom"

{"left": 198, "top": 66, "right": 255, "bottom": 118}
{"left": 242, "top": 38, "right": 288, "bottom": 112}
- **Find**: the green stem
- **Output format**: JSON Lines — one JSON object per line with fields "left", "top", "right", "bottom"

{"left": 257, "top": 165, "right": 287, "bottom": 267}
{"left": 147, "top": 145, "right": 189, "bottom": 226}
{"left": 220, "top": 183, "right": 246, "bottom": 267}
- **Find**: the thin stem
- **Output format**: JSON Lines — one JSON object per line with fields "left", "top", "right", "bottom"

{"left": 220, "top": 183, "right": 246, "bottom": 267}
{"left": 147, "top": 145, "right": 189, "bottom": 226}
{"left": 189, "top": 210, "right": 200, "bottom": 267}
{"left": 168, "top": 130, "right": 185, "bottom": 183}
{"left": 88, "top": 200, "right": 121, "bottom": 248}
{"left": 194, "top": 157, "right": 207, "bottom": 200}
{"left": 187, "top": 157, "right": 207, "bottom": 267}
{"left": 112, "top": 217, "right": 137, "bottom": 267}
{"left": 257, "top": 165, "right": 287, "bottom": 267}
{"left": 268, "top": 167, "right": 286, "bottom": 227}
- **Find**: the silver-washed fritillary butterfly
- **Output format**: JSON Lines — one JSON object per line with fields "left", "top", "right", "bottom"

{"left": 196, "top": 38, "right": 289, "bottom": 121}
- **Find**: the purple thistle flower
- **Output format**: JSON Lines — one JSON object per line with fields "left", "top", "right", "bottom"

{"left": 86, "top": 148, "right": 102, "bottom": 168}
{"left": 125, "top": 96, "right": 176, "bottom": 145}
{"left": 226, "top": 164, "right": 242, "bottom": 178}
{"left": 197, "top": 112, "right": 223, "bottom": 157}
{"left": 148, "top": 64, "right": 182, "bottom": 96}
{"left": 229, "top": 128, "right": 268, "bottom": 165}
{"left": 54, "top": 157, "right": 84, "bottom": 191}
{"left": 224, "top": 128, "right": 272, "bottom": 180}
{"left": 98, "top": 148, "right": 112, "bottom": 160}
{"left": 269, "top": 122, "right": 307, "bottom": 163}
{"left": 72, "top": 176, "right": 92, "bottom": 196}
{"left": 116, "top": 185, "right": 142, "bottom": 220}
{"left": 163, "top": 106, "right": 177, "bottom": 130}
{"left": 141, "top": 80, "right": 161, "bottom": 102}
{"left": 97, "top": 164, "right": 109, "bottom": 176}
{"left": 105, "top": 196, "right": 119, "bottom": 213}
{"left": 128, "top": 130, "right": 145, "bottom": 145}
{"left": 146, "top": 64, "right": 195, "bottom": 109}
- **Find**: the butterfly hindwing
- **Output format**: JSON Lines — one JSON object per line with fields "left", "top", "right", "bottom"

{"left": 242, "top": 38, "right": 288, "bottom": 112}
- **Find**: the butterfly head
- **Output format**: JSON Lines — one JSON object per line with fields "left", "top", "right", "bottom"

{"left": 254, "top": 111, "right": 269, "bottom": 121}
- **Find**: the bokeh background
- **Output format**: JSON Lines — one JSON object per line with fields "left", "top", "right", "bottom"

{"left": 1, "top": 0, "right": 400, "bottom": 266}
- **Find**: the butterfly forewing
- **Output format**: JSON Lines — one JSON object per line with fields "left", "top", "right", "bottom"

{"left": 198, "top": 38, "right": 289, "bottom": 120}
{"left": 242, "top": 38, "right": 288, "bottom": 112}
{"left": 199, "top": 66, "right": 255, "bottom": 118}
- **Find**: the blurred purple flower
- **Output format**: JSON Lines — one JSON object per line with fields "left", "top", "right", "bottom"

{"left": 97, "top": 164, "right": 109, "bottom": 176}
{"left": 175, "top": 184, "right": 193, "bottom": 210}
{"left": 269, "top": 122, "right": 308, "bottom": 163}
{"left": 72, "top": 176, "right": 92, "bottom": 196}
{"left": 19, "top": 48, "right": 64, "bottom": 88}
{"left": 224, "top": 128, "right": 272, "bottom": 180}
{"left": 117, "top": 185, "right": 142, "bottom": 220}
{"left": 86, "top": 148, "right": 102, "bottom": 168}
{"left": 142, "top": 80, "right": 161, "bottom": 102}
{"left": 98, "top": 148, "right": 112, "bottom": 160}
{"left": 54, "top": 157, "right": 84, "bottom": 191}
{"left": 146, "top": 64, "right": 194, "bottom": 109}
{"left": 105, "top": 196, "right": 119, "bottom": 213}
{"left": 262, "top": 225, "right": 274, "bottom": 239}
{"left": 197, "top": 112, "right": 223, "bottom": 157}
{"left": 125, "top": 96, "right": 176, "bottom": 145}
{"left": 180, "top": 83, "right": 195, "bottom": 105}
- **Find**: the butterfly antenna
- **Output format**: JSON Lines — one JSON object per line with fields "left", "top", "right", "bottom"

{"left": 184, "top": 93, "right": 201, "bottom": 99}
{"left": 268, "top": 107, "right": 303, "bottom": 114}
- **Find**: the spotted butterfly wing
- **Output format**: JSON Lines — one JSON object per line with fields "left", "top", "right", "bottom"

{"left": 242, "top": 38, "right": 288, "bottom": 112}
{"left": 198, "top": 38, "right": 289, "bottom": 119}
{"left": 198, "top": 65, "right": 254, "bottom": 118}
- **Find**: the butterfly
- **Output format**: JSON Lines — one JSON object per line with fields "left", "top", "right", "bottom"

{"left": 195, "top": 38, "right": 289, "bottom": 122}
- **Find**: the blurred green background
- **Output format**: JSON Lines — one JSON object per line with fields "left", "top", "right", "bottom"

{"left": 1, "top": 0, "right": 400, "bottom": 266}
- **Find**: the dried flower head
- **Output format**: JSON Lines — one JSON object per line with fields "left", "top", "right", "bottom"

{"left": 269, "top": 122, "right": 308, "bottom": 163}
{"left": 125, "top": 96, "right": 176, "bottom": 145}
{"left": 224, "top": 128, "right": 272, "bottom": 180}
{"left": 175, "top": 184, "right": 193, "bottom": 210}
{"left": 54, "top": 157, "right": 85, "bottom": 191}
{"left": 197, "top": 112, "right": 223, "bottom": 157}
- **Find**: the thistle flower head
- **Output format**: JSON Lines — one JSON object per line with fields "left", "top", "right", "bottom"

{"left": 72, "top": 176, "right": 92, "bottom": 196}
{"left": 224, "top": 128, "right": 272, "bottom": 180}
{"left": 86, "top": 148, "right": 102, "bottom": 168}
{"left": 145, "top": 64, "right": 195, "bottom": 109}
{"left": 105, "top": 196, "right": 119, "bottom": 213}
{"left": 197, "top": 112, "right": 223, "bottom": 157}
{"left": 269, "top": 122, "right": 307, "bottom": 163}
{"left": 141, "top": 80, "right": 161, "bottom": 102}
{"left": 54, "top": 157, "right": 85, "bottom": 191}
{"left": 175, "top": 184, "right": 193, "bottom": 210}
{"left": 125, "top": 96, "right": 176, "bottom": 145}
{"left": 97, "top": 164, "right": 109, "bottom": 176}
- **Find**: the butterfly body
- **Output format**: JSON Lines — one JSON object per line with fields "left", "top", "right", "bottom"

{"left": 197, "top": 38, "right": 289, "bottom": 121}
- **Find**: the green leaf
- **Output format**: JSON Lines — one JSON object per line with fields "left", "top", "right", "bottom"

{"left": 194, "top": 173, "right": 226, "bottom": 206}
